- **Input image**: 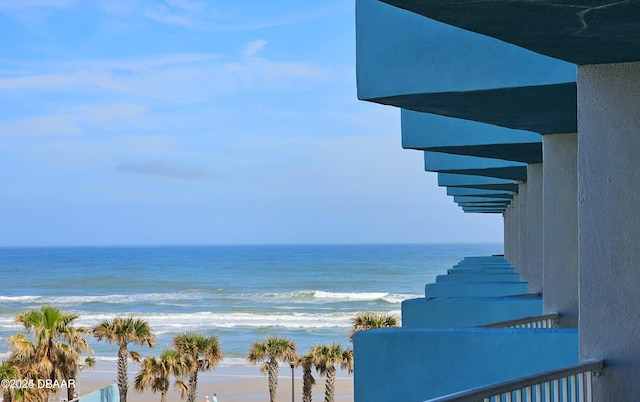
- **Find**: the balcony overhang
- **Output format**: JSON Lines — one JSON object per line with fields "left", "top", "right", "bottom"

{"left": 424, "top": 152, "right": 527, "bottom": 181}
{"left": 379, "top": 84, "right": 576, "bottom": 134}
{"left": 438, "top": 173, "right": 519, "bottom": 192}
{"left": 402, "top": 110, "right": 542, "bottom": 163}
{"left": 380, "top": 0, "right": 640, "bottom": 65}
{"left": 462, "top": 206, "right": 505, "bottom": 214}
{"left": 453, "top": 196, "right": 511, "bottom": 204}
{"left": 356, "top": 0, "right": 577, "bottom": 134}
{"left": 446, "top": 187, "right": 514, "bottom": 198}
{"left": 458, "top": 201, "right": 510, "bottom": 208}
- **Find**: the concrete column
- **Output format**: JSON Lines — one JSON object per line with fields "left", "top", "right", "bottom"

{"left": 510, "top": 193, "right": 520, "bottom": 270}
{"left": 578, "top": 61, "right": 640, "bottom": 398}
{"left": 526, "top": 164, "right": 543, "bottom": 293}
{"left": 543, "top": 133, "right": 578, "bottom": 328}
{"left": 517, "top": 183, "right": 528, "bottom": 277}
{"left": 504, "top": 206, "right": 511, "bottom": 262}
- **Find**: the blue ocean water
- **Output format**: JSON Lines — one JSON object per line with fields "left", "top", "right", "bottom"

{"left": 0, "top": 243, "right": 501, "bottom": 366}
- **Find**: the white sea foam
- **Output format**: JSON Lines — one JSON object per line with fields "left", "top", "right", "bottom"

{"left": 312, "top": 290, "right": 388, "bottom": 300}
{"left": 69, "top": 311, "right": 358, "bottom": 330}
{"left": 0, "top": 295, "right": 42, "bottom": 301}
{"left": 0, "top": 292, "right": 208, "bottom": 306}
{"left": 263, "top": 290, "right": 417, "bottom": 303}
{"left": 0, "top": 290, "right": 417, "bottom": 306}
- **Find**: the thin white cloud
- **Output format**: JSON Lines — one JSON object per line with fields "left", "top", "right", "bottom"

{"left": 95, "top": 0, "right": 140, "bottom": 15}
{"left": 0, "top": 0, "right": 74, "bottom": 10}
{"left": 143, "top": 0, "right": 217, "bottom": 30}
{"left": 0, "top": 52, "right": 329, "bottom": 99}
{"left": 243, "top": 40, "right": 267, "bottom": 58}
{"left": 0, "top": 114, "right": 80, "bottom": 137}
{"left": 77, "top": 104, "right": 150, "bottom": 128}
{"left": 0, "top": 104, "right": 150, "bottom": 140}
{"left": 140, "top": 1, "right": 348, "bottom": 32}
{"left": 116, "top": 160, "right": 210, "bottom": 180}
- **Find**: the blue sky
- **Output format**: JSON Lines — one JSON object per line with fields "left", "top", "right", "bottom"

{"left": 0, "top": 0, "right": 503, "bottom": 246}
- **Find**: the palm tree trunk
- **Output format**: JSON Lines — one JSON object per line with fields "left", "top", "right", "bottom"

{"left": 117, "top": 345, "right": 129, "bottom": 402}
{"left": 324, "top": 366, "right": 336, "bottom": 402}
{"left": 187, "top": 369, "right": 199, "bottom": 402}
{"left": 67, "top": 382, "right": 75, "bottom": 401}
{"left": 160, "top": 390, "right": 167, "bottom": 402}
{"left": 302, "top": 366, "right": 313, "bottom": 402}
{"left": 67, "top": 370, "right": 77, "bottom": 401}
{"left": 268, "top": 359, "right": 279, "bottom": 402}
{"left": 3, "top": 389, "right": 11, "bottom": 402}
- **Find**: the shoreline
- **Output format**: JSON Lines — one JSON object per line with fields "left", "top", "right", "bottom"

{"left": 74, "top": 361, "right": 354, "bottom": 402}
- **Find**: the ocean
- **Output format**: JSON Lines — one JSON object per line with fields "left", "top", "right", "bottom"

{"left": 0, "top": 243, "right": 501, "bottom": 369}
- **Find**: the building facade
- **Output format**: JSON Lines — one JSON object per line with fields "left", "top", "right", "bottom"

{"left": 355, "top": 1, "right": 640, "bottom": 400}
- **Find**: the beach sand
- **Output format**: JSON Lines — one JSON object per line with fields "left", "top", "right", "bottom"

{"left": 73, "top": 363, "right": 354, "bottom": 402}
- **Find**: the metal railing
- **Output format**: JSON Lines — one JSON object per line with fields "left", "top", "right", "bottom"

{"left": 480, "top": 313, "right": 560, "bottom": 329}
{"left": 425, "top": 360, "right": 604, "bottom": 402}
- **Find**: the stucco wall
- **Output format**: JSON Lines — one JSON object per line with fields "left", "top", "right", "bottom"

{"left": 425, "top": 282, "right": 527, "bottom": 298}
{"left": 578, "top": 61, "right": 640, "bottom": 399}
{"left": 354, "top": 328, "right": 578, "bottom": 402}
{"left": 526, "top": 163, "right": 543, "bottom": 293}
{"left": 542, "top": 133, "right": 578, "bottom": 327}
{"left": 402, "top": 297, "right": 542, "bottom": 328}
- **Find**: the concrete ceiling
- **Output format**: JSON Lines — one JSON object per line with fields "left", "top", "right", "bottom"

{"left": 426, "top": 143, "right": 542, "bottom": 164}
{"left": 371, "top": 83, "right": 577, "bottom": 134}
{"left": 381, "top": 0, "right": 640, "bottom": 65}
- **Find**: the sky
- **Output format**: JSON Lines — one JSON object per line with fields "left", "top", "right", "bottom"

{"left": 0, "top": 0, "right": 503, "bottom": 247}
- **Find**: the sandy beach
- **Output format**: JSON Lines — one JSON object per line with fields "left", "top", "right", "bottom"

{"left": 74, "top": 362, "right": 354, "bottom": 402}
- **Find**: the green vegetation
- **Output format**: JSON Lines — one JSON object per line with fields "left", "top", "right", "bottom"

{"left": 173, "top": 333, "right": 224, "bottom": 402}
{"left": 312, "top": 344, "right": 353, "bottom": 402}
{"left": 297, "top": 350, "right": 317, "bottom": 402}
{"left": 349, "top": 311, "right": 399, "bottom": 342}
{"left": 92, "top": 316, "right": 156, "bottom": 402}
{"left": 5, "top": 306, "right": 93, "bottom": 402}
{"left": 134, "top": 348, "right": 191, "bottom": 402}
{"left": 0, "top": 307, "right": 383, "bottom": 401}
{"left": 247, "top": 335, "right": 297, "bottom": 402}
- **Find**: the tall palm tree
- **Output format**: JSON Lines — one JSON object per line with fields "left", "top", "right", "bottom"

{"left": 9, "top": 306, "right": 93, "bottom": 401}
{"left": 134, "top": 349, "right": 191, "bottom": 402}
{"left": 349, "top": 312, "right": 399, "bottom": 342}
{"left": 93, "top": 316, "right": 156, "bottom": 402}
{"left": 297, "top": 350, "right": 317, "bottom": 402}
{"left": 173, "top": 333, "right": 223, "bottom": 402}
{"left": 313, "top": 344, "right": 353, "bottom": 402}
{"left": 61, "top": 352, "right": 96, "bottom": 400}
{"left": 247, "top": 336, "right": 297, "bottom": 402}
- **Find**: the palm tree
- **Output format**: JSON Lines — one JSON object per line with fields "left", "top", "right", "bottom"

{"left": 247, "top": 336, "right": 297, "bottom": 402}
{"left": 297, "top": 351, "right": 317, "bottom": 402}
{"left": 313, "top": 344, "right": 353, "bottom": 402}
{"left": 93, "top": 316, "right": 156, "bottom": 402}
{"left": 0, "top": 361, "right": 48, "bottom": 402}
{"left": 9, "top": 306, "right": 93, "bottom": 401}
{"left": 61, "top": 352, "right": 96, "bottom": 400}
{"left": 173, "top": 333, "right": 223, "bottom": 402}
{"left": 349, "top": 312, "right": 399, "bottom": 342}
{"left": 134, "top": 349, "right": 191, "bottom": 402}
{"left": 0, "top": 360, "right": 19, "bottom": 402}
